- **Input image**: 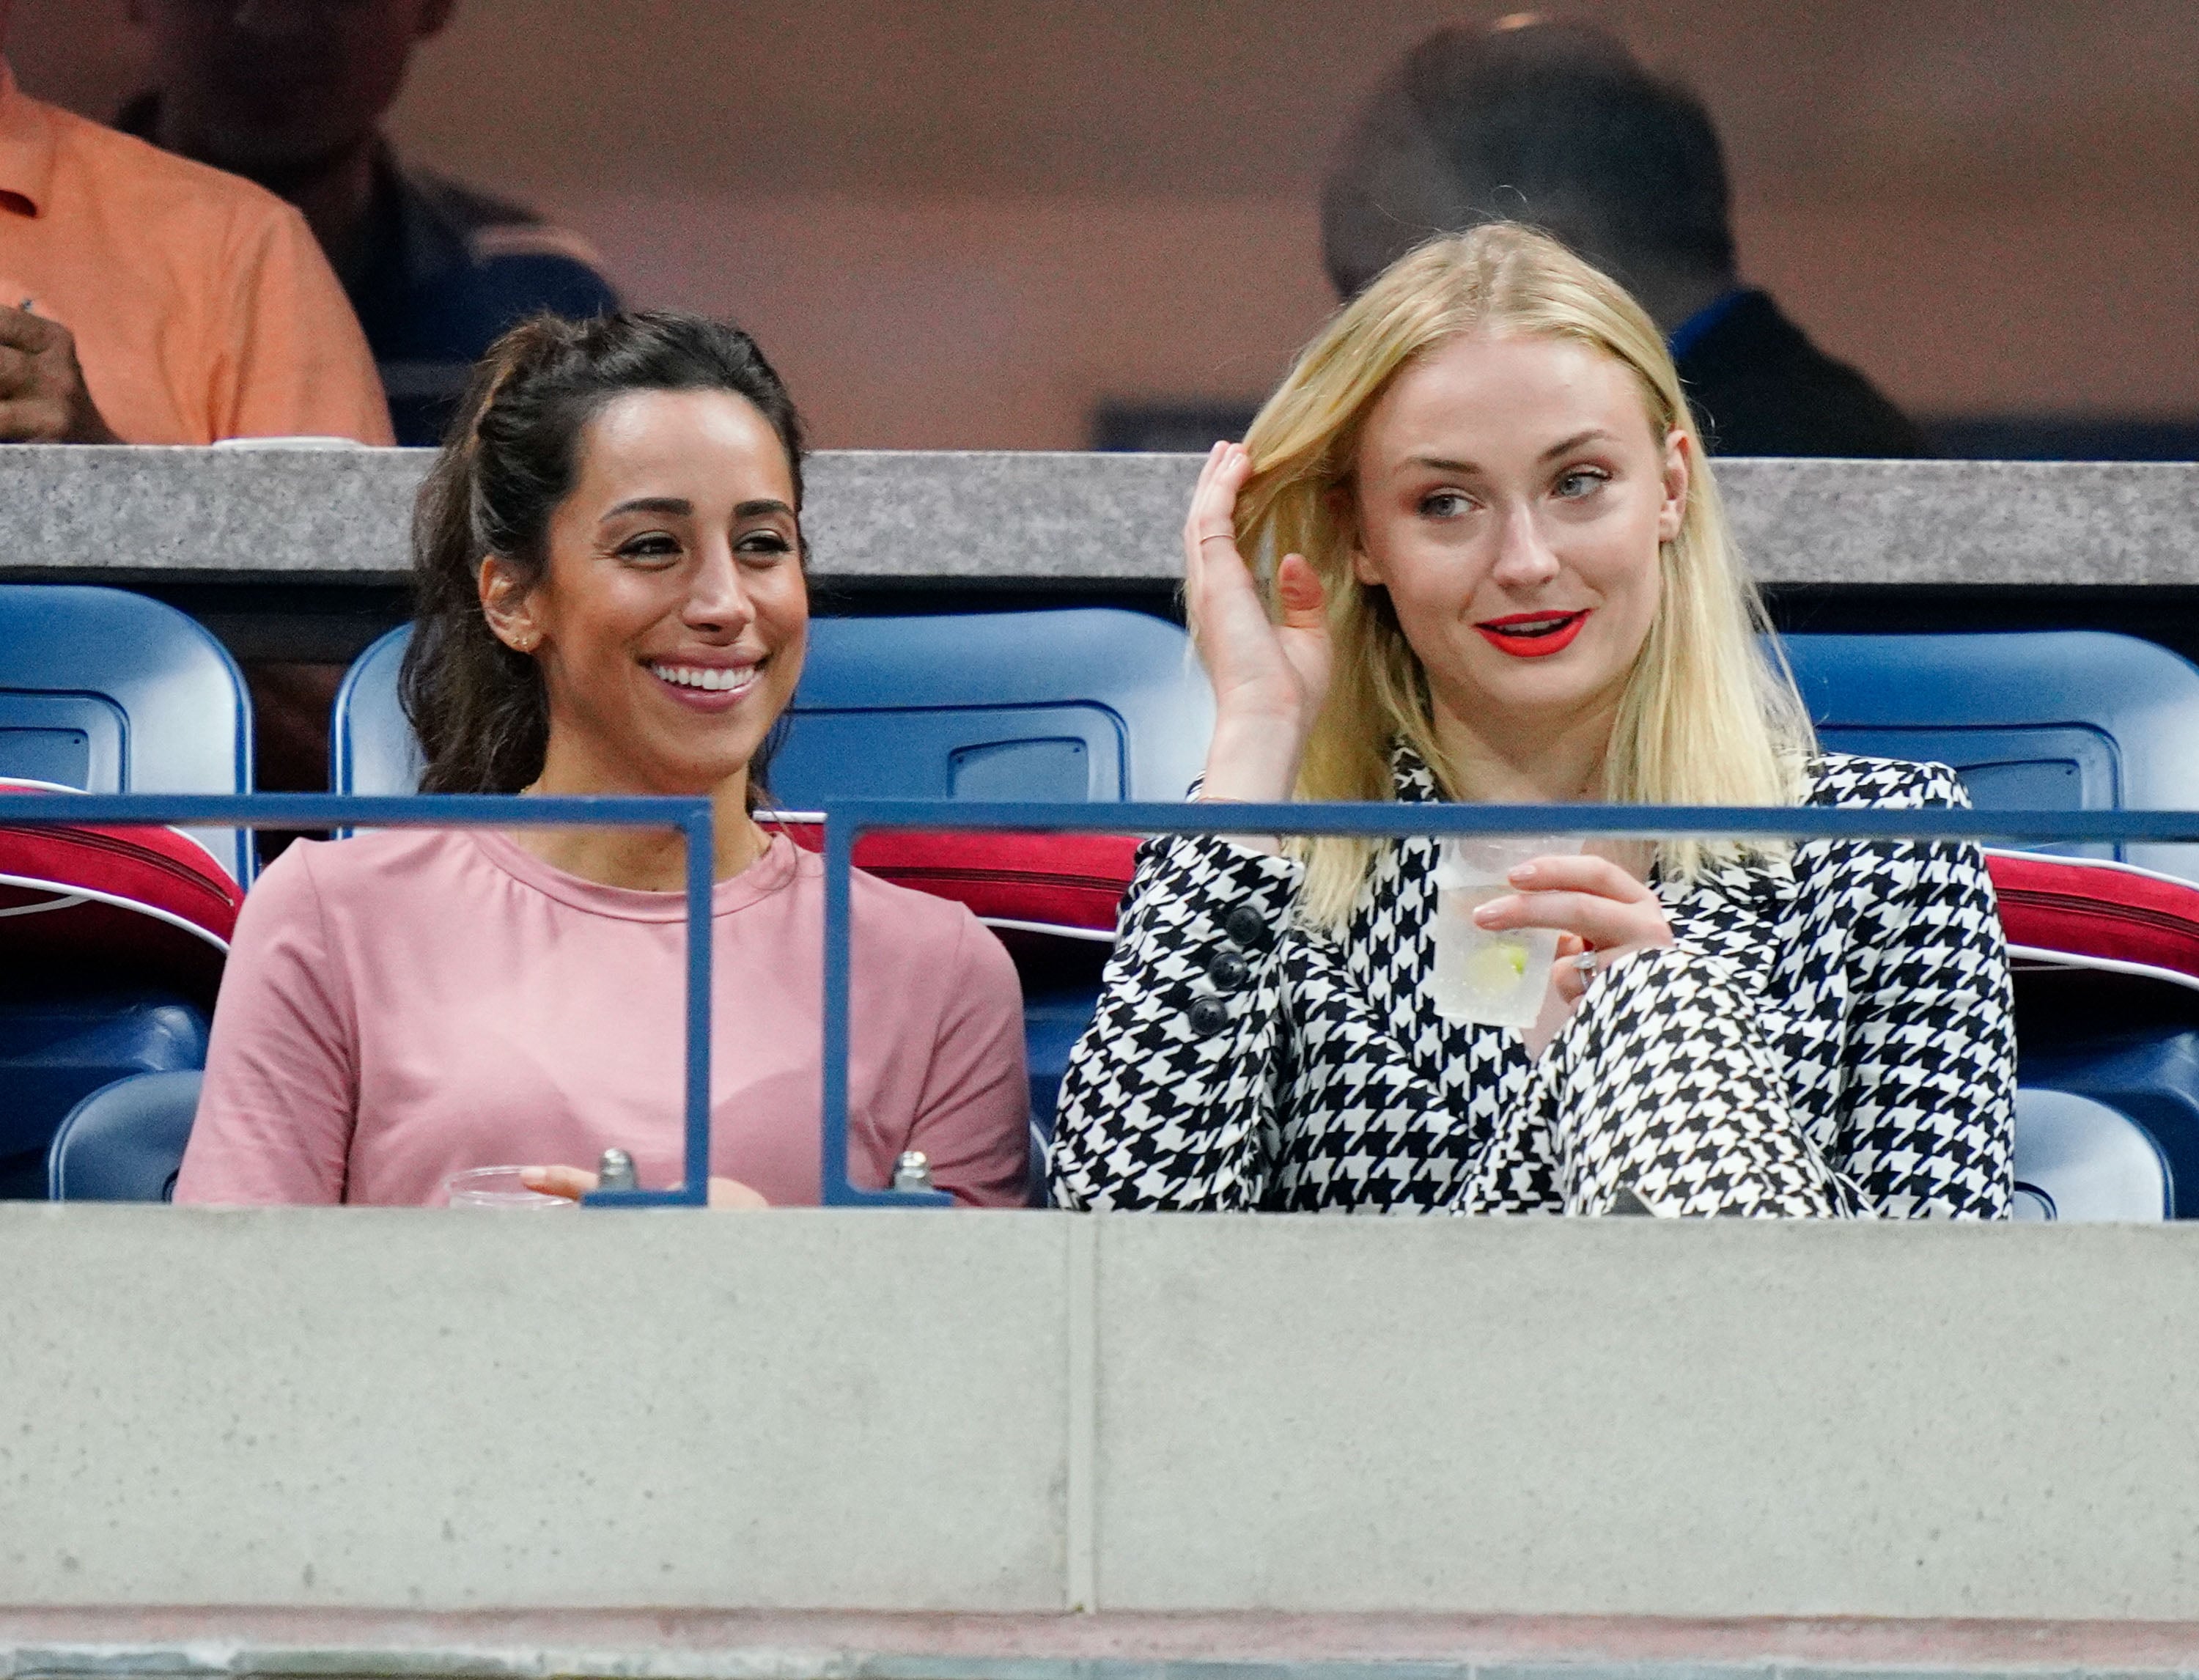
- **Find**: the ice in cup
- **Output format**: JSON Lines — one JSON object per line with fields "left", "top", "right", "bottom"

{"left": 1428, "top": 833, "right": 1581, "bottom": 1029}
{"left": 442, "top": 1165, "right": 574, "bottom": 1209}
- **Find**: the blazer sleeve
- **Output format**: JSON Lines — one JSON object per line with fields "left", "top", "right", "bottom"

{"left": 1831, "top": 767, "right": 2017, "bottom": 1217}
{"left": 1047, "top": 834, "right": 1302, "bottom": 1209}
{"left": 1048, "top": 830, "right": 1475, "bottom": 1211}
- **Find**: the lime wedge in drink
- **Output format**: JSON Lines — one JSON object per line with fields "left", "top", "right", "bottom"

{"left": 1465, "top": 938, "right": 1531, "bottom": 995}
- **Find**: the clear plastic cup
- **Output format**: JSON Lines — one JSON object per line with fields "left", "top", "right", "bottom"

{"left": 442, "top": 1166, "right": 574, "bottom": 1209}
{"left": 1428, "top": 833, "right": 1581, "bottom": 1028}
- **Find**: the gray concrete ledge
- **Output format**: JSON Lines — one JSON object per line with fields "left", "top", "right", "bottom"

{"left": 13, "top": 1610, "right": 2199, "bottom": 1680}
{"left": 10, "top": 1211, "right": 2199, "bottom": 1623}
{"left": 0, "top": 449, "right": 2192, "bottom": 588}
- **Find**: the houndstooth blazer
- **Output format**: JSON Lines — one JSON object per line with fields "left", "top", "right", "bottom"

{"left": 1048, "top": 748, "right": 2016, "bottom": 1217}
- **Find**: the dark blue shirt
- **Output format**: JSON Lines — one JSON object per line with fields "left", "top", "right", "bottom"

{"left": 348, "top": 156, "right": 622, "bottom": 445}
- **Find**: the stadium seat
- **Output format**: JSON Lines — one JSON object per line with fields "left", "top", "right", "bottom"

{"left": 0, "top": 586, "right": 243, "bottom": 1199}
{"left": 0, "top": 997, "right": 208, "bottom": 1199}
{"left": 336, "top": 609, "right": 1213, "bottom": 803}
{"left": 45, "top": 1070, "right": 202, "bottom": 1202}
{"left": 0, "top": 583, "right": 256, "bottom": 883}
{"left": 1778, "top": 631, "right": 2199, "bottom": 878}
{"left": 2021, "top": 1026, "right": 2199, "bottom": 1219}
{"left": 330, "top": 623, "right": 422, "bottom": 799}
{"left": 770, "top": 610, "right": 1212, "bottom": 805}
{"left": 2011, "top": 1086, "right": 2170, "bottom": 1220}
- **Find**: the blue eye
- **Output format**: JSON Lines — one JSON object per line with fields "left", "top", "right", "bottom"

{"left": 1555, "top": 468, "right": 1609, "bottom": 499}
{"left": 1420, "top": 490, "right": 1470, "bottom": 517}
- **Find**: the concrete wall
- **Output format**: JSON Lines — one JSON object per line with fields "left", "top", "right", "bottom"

{"left": 3, "top": 449, "right": 2195, "bottom": 588}
{"left": 8, "top": 1206, "right": 2199, "bottom": 1621}
{"left": 12, "top": 0, "right": 2197, "bottom": 450}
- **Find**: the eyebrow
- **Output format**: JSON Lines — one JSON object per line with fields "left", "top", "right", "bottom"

{"left": 602, "top": 495, "right": 690, "bottom": 520}
{"left": 600, "top": 495, "right": 795, "bottom": 521}
{"left": 1538, "top": 427, "right": 1616, "bottom": 461}
{"left": 1407, "top": 430, "right": 1618, "bottom": 477}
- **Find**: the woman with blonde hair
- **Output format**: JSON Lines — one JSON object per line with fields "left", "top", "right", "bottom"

{"left": 1050, "top": 224, "right": 2013, "bottom": 1217}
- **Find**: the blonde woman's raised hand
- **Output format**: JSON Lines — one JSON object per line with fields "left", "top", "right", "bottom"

{"left": 1184, "top": 442, "right": 1330, "bottom": 805}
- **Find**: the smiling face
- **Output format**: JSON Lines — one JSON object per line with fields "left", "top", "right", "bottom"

{"left": 1347, "top": 330, "right": 1688, "bottom": 759}
{"left": 479, "top": 387, "right": 806, "bottom": 800}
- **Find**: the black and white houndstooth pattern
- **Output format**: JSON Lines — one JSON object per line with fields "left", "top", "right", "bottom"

{"left": 1047, "top": 748, "right": 2015, "bottom": 1217}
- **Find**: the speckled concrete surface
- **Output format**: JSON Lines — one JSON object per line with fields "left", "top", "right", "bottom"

{"left": 1, "top": 447, "right": 2190, "bottom": 586}
{"left": 0, "top": 446, "right": 424, "bottom": 581}
{"left": 9, "top": 1210, "right": 2199, "bottom": 1620}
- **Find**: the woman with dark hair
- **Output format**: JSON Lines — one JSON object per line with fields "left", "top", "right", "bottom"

{"left": 177, "top": 312, "right": 1030, "bottom": 1206}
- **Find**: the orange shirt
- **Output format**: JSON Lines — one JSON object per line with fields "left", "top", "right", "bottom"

{"left": 0, "top": 62, "right": 391, "bottom": 446}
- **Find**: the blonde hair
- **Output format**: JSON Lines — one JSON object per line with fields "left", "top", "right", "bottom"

{"left": 1231, "top": 223, "right": 1814, "bottom": 926}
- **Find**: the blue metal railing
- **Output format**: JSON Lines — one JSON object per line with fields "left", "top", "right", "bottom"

{"left": 0, "top": 792, "right": 715, "bottom": 1208}
{"left": 817, "top": 798, "right": 2199, "bottom": 1206}
{"left": 18, "top": 789, "right": 2199, "bottom": 1210}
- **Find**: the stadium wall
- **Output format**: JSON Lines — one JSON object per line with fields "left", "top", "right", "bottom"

{"left": 5, "top": 1206, "right": 2198, "bottom": 1622}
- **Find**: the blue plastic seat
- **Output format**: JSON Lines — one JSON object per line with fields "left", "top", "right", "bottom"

{"left": 335, "top": 609, "right": 1212, "bottom": 803}
{"left": 0, "top": 995, "right": 208, "bottom": 1198}
{"left": 2021, "top": 1027, "right": 2199, "bottom": 1218}
{"left": 2011, "top": 1086, "right": 2170, "bottom": 1220}
{"left": 46, "top": 1070, "right": 202, "bottom": 1202}
{"left": 773, "top": 610, "right": 1212, "bottom": 806}
{"left": 1779, "top": 631, "right": 2199, "bottom": 878}
{"left": 1780, "top": 632, "right": 2199, "bottom": 1219}
{"left": 0, "top": 585, "right": 244, "bottom": 1198}
{"left": 330, "top": 624, "right": 421, "bottom": 798}
{"left": 0, "top": 583, "right": 255, "bottom": 883}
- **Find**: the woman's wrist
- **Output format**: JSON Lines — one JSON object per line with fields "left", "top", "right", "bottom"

{"left": 1190, "top": 801, "right": 1284, "bottom": 858}
{"left": 1198, "top": 714, "right": 1303, "bottom": 806}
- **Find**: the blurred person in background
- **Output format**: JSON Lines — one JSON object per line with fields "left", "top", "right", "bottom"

{"left": 1322, "top": 15, "right": 1926, "bottom": 458}
{"left": 177, "top": 312, "right": 1031, "bottom": 1209}
{"left": 119, "top": 0, "right": 622, "bottom": 449}
{"left": 0, "top": 0, "right": 386, "bottom": 443}
{"left": 119, "top": 0, "right": 625, "bottom": 812}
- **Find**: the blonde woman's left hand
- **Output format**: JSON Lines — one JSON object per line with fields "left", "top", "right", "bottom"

{"left": 1470, "top": 851, "right": 1674, "bottom": 1054}
{"left": 520, "top": 1165, "right": 770, "bottom": 1208}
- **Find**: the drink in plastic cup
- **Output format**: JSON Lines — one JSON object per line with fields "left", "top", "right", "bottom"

{"left": 1428, "top": 833, "right": 1581, "bottom": 1029}
{"left": 442, "top": 1165, "right": 574, "bottom": 1209}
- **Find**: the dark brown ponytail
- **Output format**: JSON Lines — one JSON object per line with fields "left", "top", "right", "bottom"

{"left": 399, "top": 311, "right": 808, "bottom": 795}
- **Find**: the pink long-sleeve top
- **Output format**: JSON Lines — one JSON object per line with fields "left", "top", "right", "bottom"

{"left": 174, "top": 828, "right": 1031, "bottom": 1206}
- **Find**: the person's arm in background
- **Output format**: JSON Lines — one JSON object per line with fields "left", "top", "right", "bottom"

{"left": 213, "top": 199, "right": 392, "bottom": 445}
{"left": 0, "top": 303, "right": 119, "bottom": 442}
{"left": 174, "top": 844, "right": 361, "bottom": 1204}
{"left": 899, "top": 910, "right": 1031, "bottom": 1207}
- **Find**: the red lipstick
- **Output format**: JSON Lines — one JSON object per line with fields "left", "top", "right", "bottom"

{"left": 1474, "top": 609, "right": 1590, "bottom": 658}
